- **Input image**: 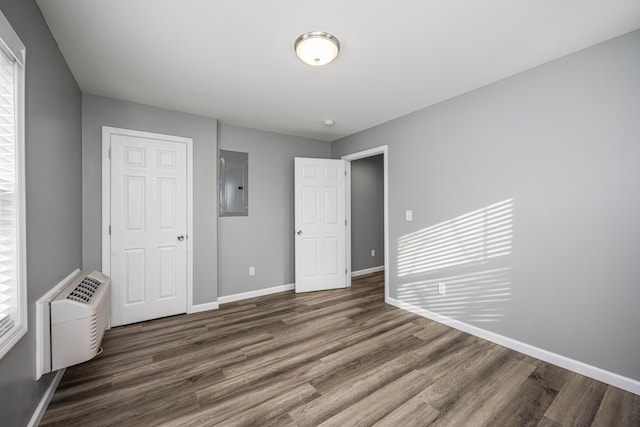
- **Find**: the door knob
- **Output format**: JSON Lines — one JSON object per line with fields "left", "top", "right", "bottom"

{"left": 296, "top": 230, "right": 302, "bottom": 235}
{"left": 177, "top": 234, "right": 185, "bottom": 241}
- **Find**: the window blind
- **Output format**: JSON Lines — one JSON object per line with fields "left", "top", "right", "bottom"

{"left": 0, "top": 47, "right": 17, "bottom": 341}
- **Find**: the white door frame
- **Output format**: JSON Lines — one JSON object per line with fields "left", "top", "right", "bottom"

{"left": 101, "top": 126, "right": 196, "bottom": 314}
{"left": 342, "top": 145, "right": 389, "bottom": 303}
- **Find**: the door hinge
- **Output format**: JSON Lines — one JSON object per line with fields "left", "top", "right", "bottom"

{"left": 108, "top": 148, "right": 112, "bottom": 159}
{"left": 108, "top": 225, "right": 111, "bottom": 235}
{"left": 345, "top": 219, "right": 347, "bottom": 226}
{"left": 345, "top": 269, "right": 348, "bottom": 275}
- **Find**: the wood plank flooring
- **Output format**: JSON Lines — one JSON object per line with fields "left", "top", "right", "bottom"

{"left": 41, "top": 272, "right": 640, "bottom": 426}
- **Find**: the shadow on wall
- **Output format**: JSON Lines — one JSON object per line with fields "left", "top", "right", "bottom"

{"left": 396, "top": 199, "right": 514, "bottom": 323}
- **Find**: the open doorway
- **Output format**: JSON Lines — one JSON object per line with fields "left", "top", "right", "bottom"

{"left": 343, "top": 146, "right": 389, "bottom": 302}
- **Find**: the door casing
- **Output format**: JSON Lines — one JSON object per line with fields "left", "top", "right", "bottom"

{"left": 343, "top": 145, "right": 389, "bottom": 302}
{"left": 101, "top": 126, "right": 195, "bottom": 316}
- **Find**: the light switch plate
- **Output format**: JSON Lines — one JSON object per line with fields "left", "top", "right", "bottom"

{"left": 406, "top": 210, "right": 413, "bottom": 221}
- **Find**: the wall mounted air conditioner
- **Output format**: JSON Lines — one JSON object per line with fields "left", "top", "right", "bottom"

{"left": 36, "top": 269, "right": 111, "bottom": 379}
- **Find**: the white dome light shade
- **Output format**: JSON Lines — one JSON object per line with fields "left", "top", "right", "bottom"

{"left": 295, "top": 32, "right": 340, "bottom": 66}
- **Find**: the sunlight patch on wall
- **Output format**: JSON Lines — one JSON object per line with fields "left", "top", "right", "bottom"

{"left": 397, "top": 199, "right": 513, "bottom": 277}
{"left": 397, "top": 268, "right": 511, "bottom": 322}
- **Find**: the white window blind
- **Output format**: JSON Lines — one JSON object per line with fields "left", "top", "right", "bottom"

{"left": 0, "top": 48, "right": 17, "bottom": 341}
{"left": 0, "top": 9, "right": 26, "bottom": 360}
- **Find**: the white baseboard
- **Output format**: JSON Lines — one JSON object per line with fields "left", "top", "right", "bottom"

{"left": 386, "top": 297, "right": 640, "bottom": 396}
{"left": 28, "top": 368, "right": 66, "bottom": 427}
{"left": 189, "top": 301, "right": 219, "bottom": 314}
{"left": 352, "top": 266, "right": 385, "bottom": 277}
{"left": 218, "top": 283, "right": 295, "bottom": 304}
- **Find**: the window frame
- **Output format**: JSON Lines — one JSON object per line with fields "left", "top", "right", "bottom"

{"left": 0, "top": 10, "right": 27, "bottom": 361}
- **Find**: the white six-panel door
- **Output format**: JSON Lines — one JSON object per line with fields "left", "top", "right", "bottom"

{"left": 294, "top": 158, "right": 346, "bottom": 293}
{"left": 109, "top": 132, "right": 187, "bottom": 326}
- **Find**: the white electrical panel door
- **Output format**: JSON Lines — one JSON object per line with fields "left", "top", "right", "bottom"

{"left": 110, "top": 134, "right": 187, "bottom": 326}
{"left": 294, "top": 158, "right": 346, "bottom": 293}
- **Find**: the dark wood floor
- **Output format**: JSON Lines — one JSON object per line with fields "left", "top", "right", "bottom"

{"left": 41, "top": 272, "right": 639, "bottom": 426}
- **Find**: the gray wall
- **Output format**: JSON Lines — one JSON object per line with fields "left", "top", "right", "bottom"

{"left": 82, "top": 94, "right": 218, "bottom": 305}
{"left": 351, "top": 155, "right": 384, "bottom": 271}
{"left": 218, "top": 124, "right": 330, "bottom": 297}
{"left": 0, "top": 1, "right": 82, "bottom": 426}
{"left": 332, "top": 29, "right": 640, "bottom": 381}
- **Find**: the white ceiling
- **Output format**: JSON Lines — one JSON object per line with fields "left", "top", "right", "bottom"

{"left": 36, "top": 0, "right": 640, "bottom": 142}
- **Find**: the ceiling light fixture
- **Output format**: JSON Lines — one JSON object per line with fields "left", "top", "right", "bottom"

{"left": 322, "top": 119, "right": 335, "bottom": 127}
{"left": 295, "top": 32, "right": 340, "bottom": 66}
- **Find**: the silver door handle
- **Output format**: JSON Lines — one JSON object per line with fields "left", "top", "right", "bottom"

{"left": 296, "top": 230, "right": 302, "bottom": 235}
{"left": 177, "top": 234, "right": 185, "bottom": 241}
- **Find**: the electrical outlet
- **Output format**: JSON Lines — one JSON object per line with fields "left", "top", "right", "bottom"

{"left": 371, "top": 249, "right": 375, "bottom": 257}
{"left": 438, "top": 282, "right": 446, "bottom": 295}
{"left": 249, "top": 266, "right": 255, "bottom": 276}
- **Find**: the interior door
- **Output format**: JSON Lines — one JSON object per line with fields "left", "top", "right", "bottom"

{"left": 294, "top": 158, "right": 346, "bottom": 293}
{"left": 109, "top": 133, "right": 187, "bottom": 326}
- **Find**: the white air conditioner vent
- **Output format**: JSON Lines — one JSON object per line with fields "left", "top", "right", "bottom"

{"left": 67, "top": 277, "right": 103, "bottom": 303}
